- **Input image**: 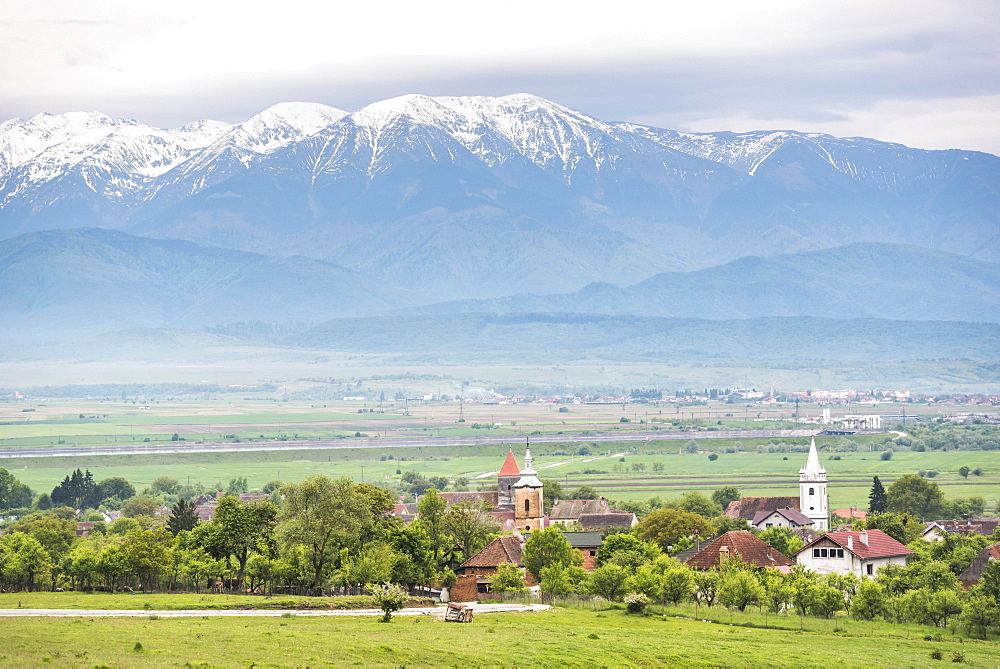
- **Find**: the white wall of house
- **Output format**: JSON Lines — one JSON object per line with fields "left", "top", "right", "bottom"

{"left": 796, "top": 543, "right": 909, "bottom": 576}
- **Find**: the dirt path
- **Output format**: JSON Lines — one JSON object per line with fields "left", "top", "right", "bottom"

{"left": 0, "top": 602, "right": 549, "bottom": 617}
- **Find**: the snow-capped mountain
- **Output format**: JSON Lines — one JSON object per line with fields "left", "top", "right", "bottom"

{"left": 1, "top": 94, "right": 997, "bottom": 300}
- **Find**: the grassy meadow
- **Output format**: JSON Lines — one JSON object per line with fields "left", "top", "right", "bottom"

{"left": 1, "top": 397, "right": 998, "bottom": 509}
{"left": 1, "top": 605, "right": 998, "bottom": 667}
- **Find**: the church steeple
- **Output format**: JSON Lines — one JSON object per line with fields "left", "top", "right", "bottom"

{"left": 800, "top": 437, "right": 827, "bottom": 482}
{"left": 496, "top": 449, "right": 521, "bottom": 510}
{"left": 513, "top": 446, "right": 544, "bottom": 532}
{"left": 799, "top": 437, "right": 829, "bottom": 530}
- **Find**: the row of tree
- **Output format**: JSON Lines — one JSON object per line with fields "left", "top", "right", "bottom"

{"left": 509, "top": 526, "right": 1000, "bottom": 639}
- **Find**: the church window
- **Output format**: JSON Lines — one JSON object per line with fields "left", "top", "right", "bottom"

{"left": 524, "top": 499, "right": 530, "bottom": 514}
{"left": 809, "top": 487, "right": 814, "bottom": 495}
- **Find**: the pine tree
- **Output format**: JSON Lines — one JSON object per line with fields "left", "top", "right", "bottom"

{"left": 166, "top": 498, "right": 200, "bottom": 535}
{"left": 869, "top": 476, "right": 888, "bottom": 513}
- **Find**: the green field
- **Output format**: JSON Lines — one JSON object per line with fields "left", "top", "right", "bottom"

{"left": 3, "top": 439, "right": 999, "bottom": 511}
{"left": 1, "top": 605, "right": 998, "bottom": 667}
{"left": 2, "top": 398, "right": 998, "bottom": 509}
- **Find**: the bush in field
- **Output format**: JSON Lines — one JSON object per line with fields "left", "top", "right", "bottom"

{"left": 368, "top": 582, "right": 409, "bottom": 622}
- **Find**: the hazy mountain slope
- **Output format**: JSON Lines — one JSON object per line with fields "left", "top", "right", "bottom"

{"left": 0, "top": 228, "right": 416, "bottom": 341}
{"left": 290, "top": 313, "right": 1000, "bottom": 362}
{"left": 400, "top": 243, "right": 1000, "bottom": 323}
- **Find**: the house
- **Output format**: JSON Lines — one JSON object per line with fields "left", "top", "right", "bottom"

{"left": 794, "top": 529, "right": 914, "bottom": 576}
{"left": 76, "top": 521, "right": 99, "bottom": 537}
{"left": 563, "top": 531, "right": 602, "bottom": 569}
{"left": 550, "top": 498, "right": 613, "bottom": 525}
{"left": 750, "top": 507, "right": 814, "bottom": 531}
{"left": 958, "top": 543, "right": 1000, "bottom": 589}
{"left": 550, "top": 497, "right": 634, "bottom": 527}
{"left": 923, "top": 518, "right": 1000, "bottom": 540}
{"left": 578, "top": 512, "right": 637, "bottom": 531}
{"left": 722, "top": 438, "right": 830, "bottom": 531}
{"left": 684, "top": 531, "right": 794, "bottom": 570}
{"left": 833, "top": 507, "right": 868, "bottom": 521}
{"left": 451, "top": 535, "right": 528, "bottom": 601}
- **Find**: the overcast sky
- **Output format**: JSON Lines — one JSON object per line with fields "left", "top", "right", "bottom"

{"left": 2, "top": 0, "right": 998, "bottom": 154}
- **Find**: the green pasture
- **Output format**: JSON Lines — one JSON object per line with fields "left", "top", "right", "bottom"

{"left": 3, "top": 438, "right": 998, "bottom": 510}
{"left": 0, "top": 592, "right": 385, "bottom": 610}
{"left": 1, "top": 605, "right": 998, "bottom": 667}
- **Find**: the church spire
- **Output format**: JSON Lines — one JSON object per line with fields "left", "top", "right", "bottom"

{"left": 799, "top": 437, "right": 827, "bottom": 482}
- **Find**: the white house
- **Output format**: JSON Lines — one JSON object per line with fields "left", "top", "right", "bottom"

{"left": 751, "top": 507, "right": 814, "bottom": 531}
{"left": 794, "top": 529, "right": 915, "bottom": 576}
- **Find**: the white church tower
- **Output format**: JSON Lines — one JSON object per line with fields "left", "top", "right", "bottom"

{"left": 799, "top": 437, "right": 829, "bottom": 531}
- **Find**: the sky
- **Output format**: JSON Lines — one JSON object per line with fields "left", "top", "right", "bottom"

{"left": 2, "top": 0, "right": 999, "bottom": 154}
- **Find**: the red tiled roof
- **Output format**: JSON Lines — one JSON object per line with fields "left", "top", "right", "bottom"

{"left": 723, "top": 497, "right": 800, "bottom": 520}
{"left": 834, "top": 508, "right": 868, "bottom": 520}
{"left": 799, "top": 529, "right": 915, "bottom": 560}
{"left": 751, "top": 507, "right": 813, "bottom": 527}
{"left": 685, "top": 531, "right": 794, "bottom": 569}
{"left": 459, "top": 535, "right": 524, "bottom": 569}
{"left": 439, "top": 491, "right": 498, "bottom": 507}
{"left": 498, "top": 451, "right": 521, "bottom": 477}
{"left": 578, "top": 513, "right": 636, "bottom": 530}
{"left": 550, "top": 498, "right": 611, "bottom": 520}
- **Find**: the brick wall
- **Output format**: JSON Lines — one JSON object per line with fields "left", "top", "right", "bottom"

{"left": 450, "top": 574, "right": 479, "bottom": 602}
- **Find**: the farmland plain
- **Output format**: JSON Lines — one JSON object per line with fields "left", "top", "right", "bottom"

{"left": 1, "top": 398, "right": 997, "bottom": 509}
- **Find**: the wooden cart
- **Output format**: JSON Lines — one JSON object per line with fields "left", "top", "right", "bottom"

{"left": 444, "top": 602, "right": 474, "bottom": 622}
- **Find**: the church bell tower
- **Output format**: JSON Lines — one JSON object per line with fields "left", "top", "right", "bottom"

{"left": 799, "top": 437, "right": 829, "bottom": 531}
{"left": 513, "top": 448, "right": 544, "bottom": 532}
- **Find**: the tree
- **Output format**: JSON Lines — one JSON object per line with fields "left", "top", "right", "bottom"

{"left": 868, "top": 476, "right": 887, "bottom": 514}
{"left": 572, "top": 486, "right": 599, "bottom": 500}
{"left": 522, "top": 527, "right": 582, "bottom": 581}
{"left": 694, "top": 570, "right": 719, "bottom": 607}
{"left": 51, "top": 469, "right": 99, "bottom": 509}
{"left": 717, "top": 569, "right": 764, "bottom": 612}
{"left": 278, "top": 475, "right": 374, "bottom": 592}
{"left": 121, "top": 527, "right": 175, "bottom": 592}
{"left": 122, "top": 496, "right": 160, "bottom": 518}
{"left": 958, "top": 466, "right": 970, "bottom": 479}
{"left": 597, "top": 533, "right": 661, "bottom": 568}
{"left": 368, "top": 582, "right": 409, "bottom": 622}
{"left": 429, "top": 476, "right": 449, "bottom": 491}
{"left": 660, "top": 565, "right": 695, "bottom": 605}
{"left": 711, "top": 486, "right": 741, "bottom": 511}
{"left": 672, "top": 491, "right": 722, "bottom": 518}
{"left": 0, "top": 532, "right": 52, "bottom": 591}
{"left": 210, "top": 496, "right": 277, "bottom": 584}
{"left": 851, "top": 579, "right": 886, "bottom": 620}
{"left": 539, "top": 563, "right": 587, "bottom": 595}
{"left": 585, "top": 564, "right": 630, "bottom": 601}
{"left": 167, "top": 498, "right": 199, "bottom": 535}
{"left": 960, "top": 593, "right": 999, "bottom": 639}
{"left": 490, "top": 563, "right": 527, "bottom": 593}
{"left": 853, "top": 512, "right": 924, "bottom": 545}
{"left": 886, "top": 474, "right": 946, "bottom": 520}
{"left": 96, "top": 477, "right": 135, "bottom": 505}
{"left": 0, "top": 468, "right": 33, "bottom": 510}
{"left": 441, "top": 500, "right": 500, "bottom": 564}
{"left": 225, "top": 477, "right": 249, "bottom": 495}
{"left": 150, "top": 476, "right": 180, "bottom": 495}
{"left": 635, "top": 509, "right": 715, "bottom": 553}
{"left": 415, "top": 488, "right": 447, "bottom": 565}
{"left": 757, "top": 527, "right": 804, "bottom": 558}
{"left": 539, "top": 479, "right": 564, "bottom": 516}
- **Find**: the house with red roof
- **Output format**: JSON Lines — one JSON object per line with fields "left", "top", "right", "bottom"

{"left": 958, "top": 542, "right": 1000, "bottom": 589}
{"left": 794, "top": 529, "right": 914, "bottom": 576}
{"left": 684, "top": 530, "right": 794, "bottom": 570}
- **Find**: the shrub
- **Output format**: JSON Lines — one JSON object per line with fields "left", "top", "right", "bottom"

{"left": 880, "top": 451, "right": 892, "bottom": 461}
{"left": 930, "top": 649, "right": 943, "bottom": 661}
{"left": 707, "top": 453, "right": 719, "bottom": 461}
{"left": 367, "top": 582, "right": 409, "bottom": 622}
{"left": 624, "top": 592, "right": 649, "bottom": 614}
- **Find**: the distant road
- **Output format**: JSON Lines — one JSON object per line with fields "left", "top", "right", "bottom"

{"left": 0, "top": 429, "right": 822, "bottom": 459}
